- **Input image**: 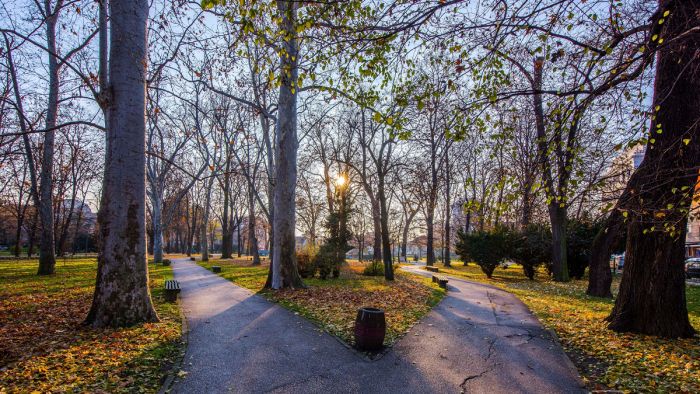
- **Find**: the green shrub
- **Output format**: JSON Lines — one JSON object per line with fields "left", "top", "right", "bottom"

{"left": 313, "top": 195, "right": 352, "bottom": 280}
{"left": 313, "top": 244, "right": 343, "bottom": 280}
{"left": 363, "top": 260, "right": 384, "bottom": 276}
{"left": 566, "top": 219, "right": 602, "bottom": 279}
{"left": 297, "top": 244, "right": 318, "bottom": 278}
{"left": 512, "top": 224, "right": 551, "bottom": 280}
{"left": 455, "top": 227, "right": 511, "bottom": 278}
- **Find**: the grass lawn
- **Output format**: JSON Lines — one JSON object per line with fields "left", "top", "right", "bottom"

{"left": 0, "top": 258, "right": 183, "bottom": 393}
{"left": 198, "top": 257, "right": 445, "bottom": 347}
{"left": 430, "top": 262, "right": 700, "bottom": 393}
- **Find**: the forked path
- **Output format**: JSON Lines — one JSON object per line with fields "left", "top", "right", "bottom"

{"left": 169, "top": 259, "right": 584, "bottom": 393}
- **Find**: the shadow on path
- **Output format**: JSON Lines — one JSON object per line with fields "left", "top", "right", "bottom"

{"left": 170, "top": 259, "right": 585, "bottom": 394}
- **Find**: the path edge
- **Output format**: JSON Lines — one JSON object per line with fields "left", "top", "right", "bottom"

{"left": 157, "top": 260, "right": 191, "bottom": 394}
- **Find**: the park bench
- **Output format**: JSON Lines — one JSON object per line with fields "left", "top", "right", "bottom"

{"left": 164, "top": 279, "right": 180, "bottom": 302}
{"left": 212, "top": 266, "right": 222, "bottom": 273}
{"left": 431, "top": 274, "right": 449, "bottom": 290}
{"left": 426, "top": 266, "right": 439, "bottom": 273}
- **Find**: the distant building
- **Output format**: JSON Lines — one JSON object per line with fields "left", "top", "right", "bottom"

{"left": 600, "top": 145, "right": 646, "bottom": 205}
{"left": 686, "top": 183, "right": 700, "bottom": 258}
{"left": 602, "top": 146, "right": 700, "bottom": 258}
{"left": 295, "top": 235, "right": 309, "bottom": 251}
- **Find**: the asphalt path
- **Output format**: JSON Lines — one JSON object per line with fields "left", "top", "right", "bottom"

{"left": 169, "top": 259, "right": 585, "bottom": 394}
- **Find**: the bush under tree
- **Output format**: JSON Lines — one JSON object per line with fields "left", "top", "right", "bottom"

{"left": 455, "top": 227, "right": 511, "bottom": 278}
{"left": 313, "top": 193, "right": 352, "bottom": 280}
{"left": 566, "top": 219, "right": 602, "bottom": 279}
{"left": 512, "top": 224, "right": 551, "bottom": 280}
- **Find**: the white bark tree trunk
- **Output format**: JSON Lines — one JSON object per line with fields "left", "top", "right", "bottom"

{"left": 270, "top": 0, "right": 304, "bottom": 289}
{"left": 200, "top": 177, "right": 214, "bottom": 262}
{"left": 85, "top": 0, "right": 158, "bottom": 327}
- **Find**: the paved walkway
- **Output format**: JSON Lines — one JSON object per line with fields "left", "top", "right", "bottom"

{"left": 169, "top": 259, "right": 585, "bottom": 393}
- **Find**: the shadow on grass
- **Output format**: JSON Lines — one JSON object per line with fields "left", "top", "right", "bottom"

{"left": 0, "top": 258, "right": 184, "bottom": 393}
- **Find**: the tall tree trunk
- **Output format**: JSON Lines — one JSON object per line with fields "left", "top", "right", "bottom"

{"left": 444, "top": 204, "right": 452, "bottom": 267}
{"left": 200, "top": 178, "right": 213, "bottom": 262}
{"left": 444, "top": 146, "right": 452, "bottom": 267}
{"left": 57, "top": 191, "right": 76, "bottom": 257}
{"left": 359, "top": 239, "right": 364, "bottom": 262}
{"left": 186, "top": 202, "right": 197, "bottom": 256}
{"left": 236, "top": 215, "right": 243, "bottom": 257}
{"left": 426, "top": 205, "right": 435, "bottom": 266}
{"left": 371, "top": 198, "right": 382, "bottom": 261}
{"left": 85, "top": 0, "right": 158, "bottom": 327}
{"left": 533, "top": 56, "right": 569, "bottom": 282}
{"left": 521, "top": 183, "right": 533, "bottom": 228}
{"left": 14, "top": 212, "right": 25, "bottom": 257}
{"left": 269, "top": 0, "right": 304, "bottom": 289}
{"left": 71, "top": 201, "right": 85, "bottom": 256}
{"left": 606, "top": 0, "right": 698, "bottom": 338}
{"left": 248, "top": 186, "right": 260, "bottom": 265}
{"left": 586, "top": 209, "right": 622, "bottom": 298}
{"left": 4, "top": 32, "right": 40, "bottom": 259}
{"left": 401, "top": 210, "right": 417, "bottom": 261}
{"left": 221, "top": 165, "right": 233, "bottom": 258}
{"left": 152, "top": 194, "right": 164, "bottom": 263}
{"left": 37, "top": 0, "right": 62, "bottom": 275}
{"left": 378, "top": 175, "right": 394, "bottom": 281}
{"left": 548, "top": 205, "right": 569, "bottom": 281}
{"left": 27, "top": 212, "right": 38, "bottom": 257}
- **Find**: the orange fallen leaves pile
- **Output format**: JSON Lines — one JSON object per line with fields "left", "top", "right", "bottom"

{"left": 273, "top": 272, "right": 444, "bottom": 345}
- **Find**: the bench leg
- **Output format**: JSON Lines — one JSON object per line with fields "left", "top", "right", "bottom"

{"left": 164, "top": 289, "right": 179, "bottom": 303}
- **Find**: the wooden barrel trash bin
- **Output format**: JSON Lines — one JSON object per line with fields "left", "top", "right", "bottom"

{"left": 212, "top": 266, "right": 222, "bottom": 273}
{"left": 354, "top": 307, "right": 386, "bottom": 351}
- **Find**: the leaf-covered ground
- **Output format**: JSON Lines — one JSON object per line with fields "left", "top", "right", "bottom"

{"left": 434, "top": 263, "right": 700, "bottom": 393}
{"left": 198, "top": 258, "right": 445, "bottom": 346}
{"left": 0, "top": 258, "right": 183, "bottom": 393}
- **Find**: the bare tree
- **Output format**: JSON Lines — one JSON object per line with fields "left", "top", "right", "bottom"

{"left": 86, "top": 0, "right": 158, "bottom": 327}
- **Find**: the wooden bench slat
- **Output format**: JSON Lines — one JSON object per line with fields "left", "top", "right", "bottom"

{"left": 165, "top": 280, "right": 180, "bottom": 290}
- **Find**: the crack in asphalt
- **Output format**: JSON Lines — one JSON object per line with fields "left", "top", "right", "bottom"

{"left": 485, "top": 337, "right": 497, "bottom": 362}
{"left": 486, "top": 291, "right": 501, "bottom": 326}
{"left": 459, "top": 363, "right": 500, "bottom": 393}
